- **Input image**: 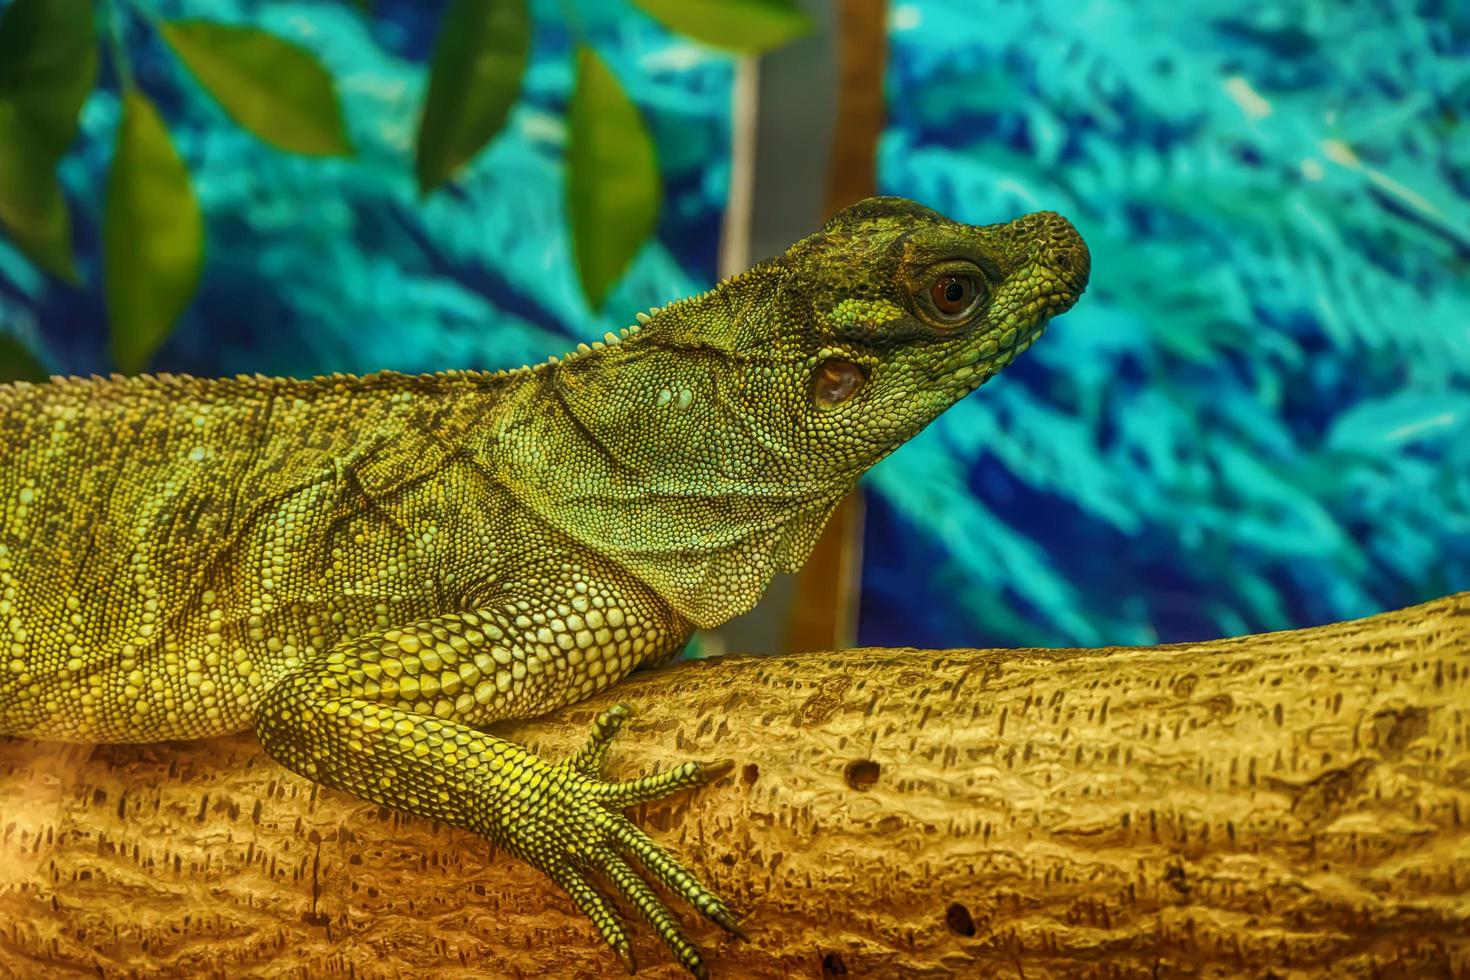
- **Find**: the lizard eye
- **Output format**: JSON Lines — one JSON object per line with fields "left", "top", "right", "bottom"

{"left": 814, "top": 359, "right": 865, "bottom": 407}
{"left": 925, "top": 274, "right": 983, "bottom": 323}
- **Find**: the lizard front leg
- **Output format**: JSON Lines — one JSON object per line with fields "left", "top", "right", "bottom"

{"left": 252, "top": 591, "right": 740, "bottom": 976}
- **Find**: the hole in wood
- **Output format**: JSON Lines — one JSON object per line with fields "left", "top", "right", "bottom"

{"left": 821, "top": 952, "right": 848, "bottom": 976}
{"left": 844, "top": 759, "right": 880, "bottom": 791}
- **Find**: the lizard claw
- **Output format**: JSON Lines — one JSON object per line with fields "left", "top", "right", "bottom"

{"left": 697, "top": 758, "right": 735, "bottom": 784}
{"left": 617, "top": 939, "right": 638, "bottom": 974}
{"left": 706, "top": 904, "right": 749, "bottom": 942}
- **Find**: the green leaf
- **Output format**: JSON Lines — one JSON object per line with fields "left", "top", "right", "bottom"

{"left": 159, "top": 20, "right": 353, "bottom": 157}
{"left": 414, "top": 0, "right": 530, "bottom": 195}
{"left": 104, "top": 91, "right": 204, "bottom": 374}
{"left": 0, "top": 334, "right": 49, "bottom": 383}
{"left": 631, "top": 0, "right": 811, "bottom": 52}
{"left": 0, "top": 0, "right": 98, "bottom": 154}
{"left": 0, "top": 0, "right": 96, "bottom": 281}
{"left": 567, "top": 46, "right": 661, "bottom": 310}
{"left": 0, "top": 101, "right": 77, "bottom": 281}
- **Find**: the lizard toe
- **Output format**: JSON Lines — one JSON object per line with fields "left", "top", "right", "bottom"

{"left": 568, "top": 703, "right": 633, "bottom": 776}
{"left": 596, "top": 757, "right": 735, "bottom": 807}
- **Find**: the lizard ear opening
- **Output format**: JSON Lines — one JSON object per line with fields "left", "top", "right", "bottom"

{"left": 814, "top": 360, "right": 865, "bottom": 407}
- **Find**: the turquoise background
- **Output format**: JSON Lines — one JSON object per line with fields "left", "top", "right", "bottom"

{"left": 866, "top": 0, "right": 1470, "bottom": 647}
{"left": 1, "top": 0, "right": 1467, "bottom": 649}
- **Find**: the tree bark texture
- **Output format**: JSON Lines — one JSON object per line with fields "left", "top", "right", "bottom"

{"left": 1, "top": 594, "right": 1467, "bottom": 978}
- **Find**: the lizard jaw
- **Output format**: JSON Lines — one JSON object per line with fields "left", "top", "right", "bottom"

{"left": 941, "top": 324, "right": 1047, "bottom": 393}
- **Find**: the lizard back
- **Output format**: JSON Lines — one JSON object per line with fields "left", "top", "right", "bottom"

{"left": 0, "top": 370, "right": 513, "bottom": 739}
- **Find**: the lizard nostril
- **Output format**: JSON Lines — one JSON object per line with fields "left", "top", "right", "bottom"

{"left": 1055, "top": 242, "right": 1090, "bottom": 294}
{"left": 1022, "top": 211, "right": 1091, "bottom": 294}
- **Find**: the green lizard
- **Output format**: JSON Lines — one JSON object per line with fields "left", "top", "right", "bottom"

{"left": 0, "top": 197, "right": 1088, "bottom": 976}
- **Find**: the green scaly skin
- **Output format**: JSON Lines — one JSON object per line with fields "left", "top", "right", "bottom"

{"left": 0, "top": 198, "right": 1088, "bottom": 976}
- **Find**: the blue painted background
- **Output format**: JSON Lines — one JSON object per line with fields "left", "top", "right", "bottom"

{"left": 866, "top": 0, "right": 1470, "bottom": 648}
{"left": 1, "top": 0, "right": 1466, "bottom": 651}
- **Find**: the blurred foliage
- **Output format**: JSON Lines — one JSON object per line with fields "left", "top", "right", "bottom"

{"left": 631, "top": 0, "right": 811, "bottom": 52}
{"left": 414, "top": 0, "right": 530, "bottom": 195}
{"left": 0, "top": 0, "right": 354, "bottom": 372}
{"left": 0, "top": 0, "right": 743, "bottom": 384}
{"left": 0, "top": 0, "right": 95, "bottom": 285}
{"left": 0, "top": 333, "right": 45, "bottom": 381}
{"left": 567, "top": 45, "right": 661, "bottom": 309}
{"left": 0, "top": 0, "right": 806, "bottom": 375}
{"left": 863, "top": 0, "right": 1470, "bottom": 648}
{"left": 160, "top": 19, "right": 354, "bottom": 156}
{"left": 104, "top": 89, "right": 202, "bottom": 372}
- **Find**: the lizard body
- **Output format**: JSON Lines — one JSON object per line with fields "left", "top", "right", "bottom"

{"left": 0, "top": 198, "right": 1088, "bottom": 975}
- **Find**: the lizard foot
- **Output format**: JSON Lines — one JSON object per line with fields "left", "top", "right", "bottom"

{"left": 505, "top": 703, "right": 741, "bottom": 977}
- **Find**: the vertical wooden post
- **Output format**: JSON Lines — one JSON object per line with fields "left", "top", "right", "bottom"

{"left": 784, "top": 0, "right": 889, "bottom": 653}
{"left": 822, "top": 0, "right": 888, "bottom": 218}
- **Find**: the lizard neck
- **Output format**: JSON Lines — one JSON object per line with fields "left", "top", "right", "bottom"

{"left": 461, "top": 300, "right": 851, "bottom": 630}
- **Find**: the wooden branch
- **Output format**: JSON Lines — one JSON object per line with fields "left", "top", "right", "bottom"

{"left": 2, "top": 594, "right": 1468, "bottom": 978}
